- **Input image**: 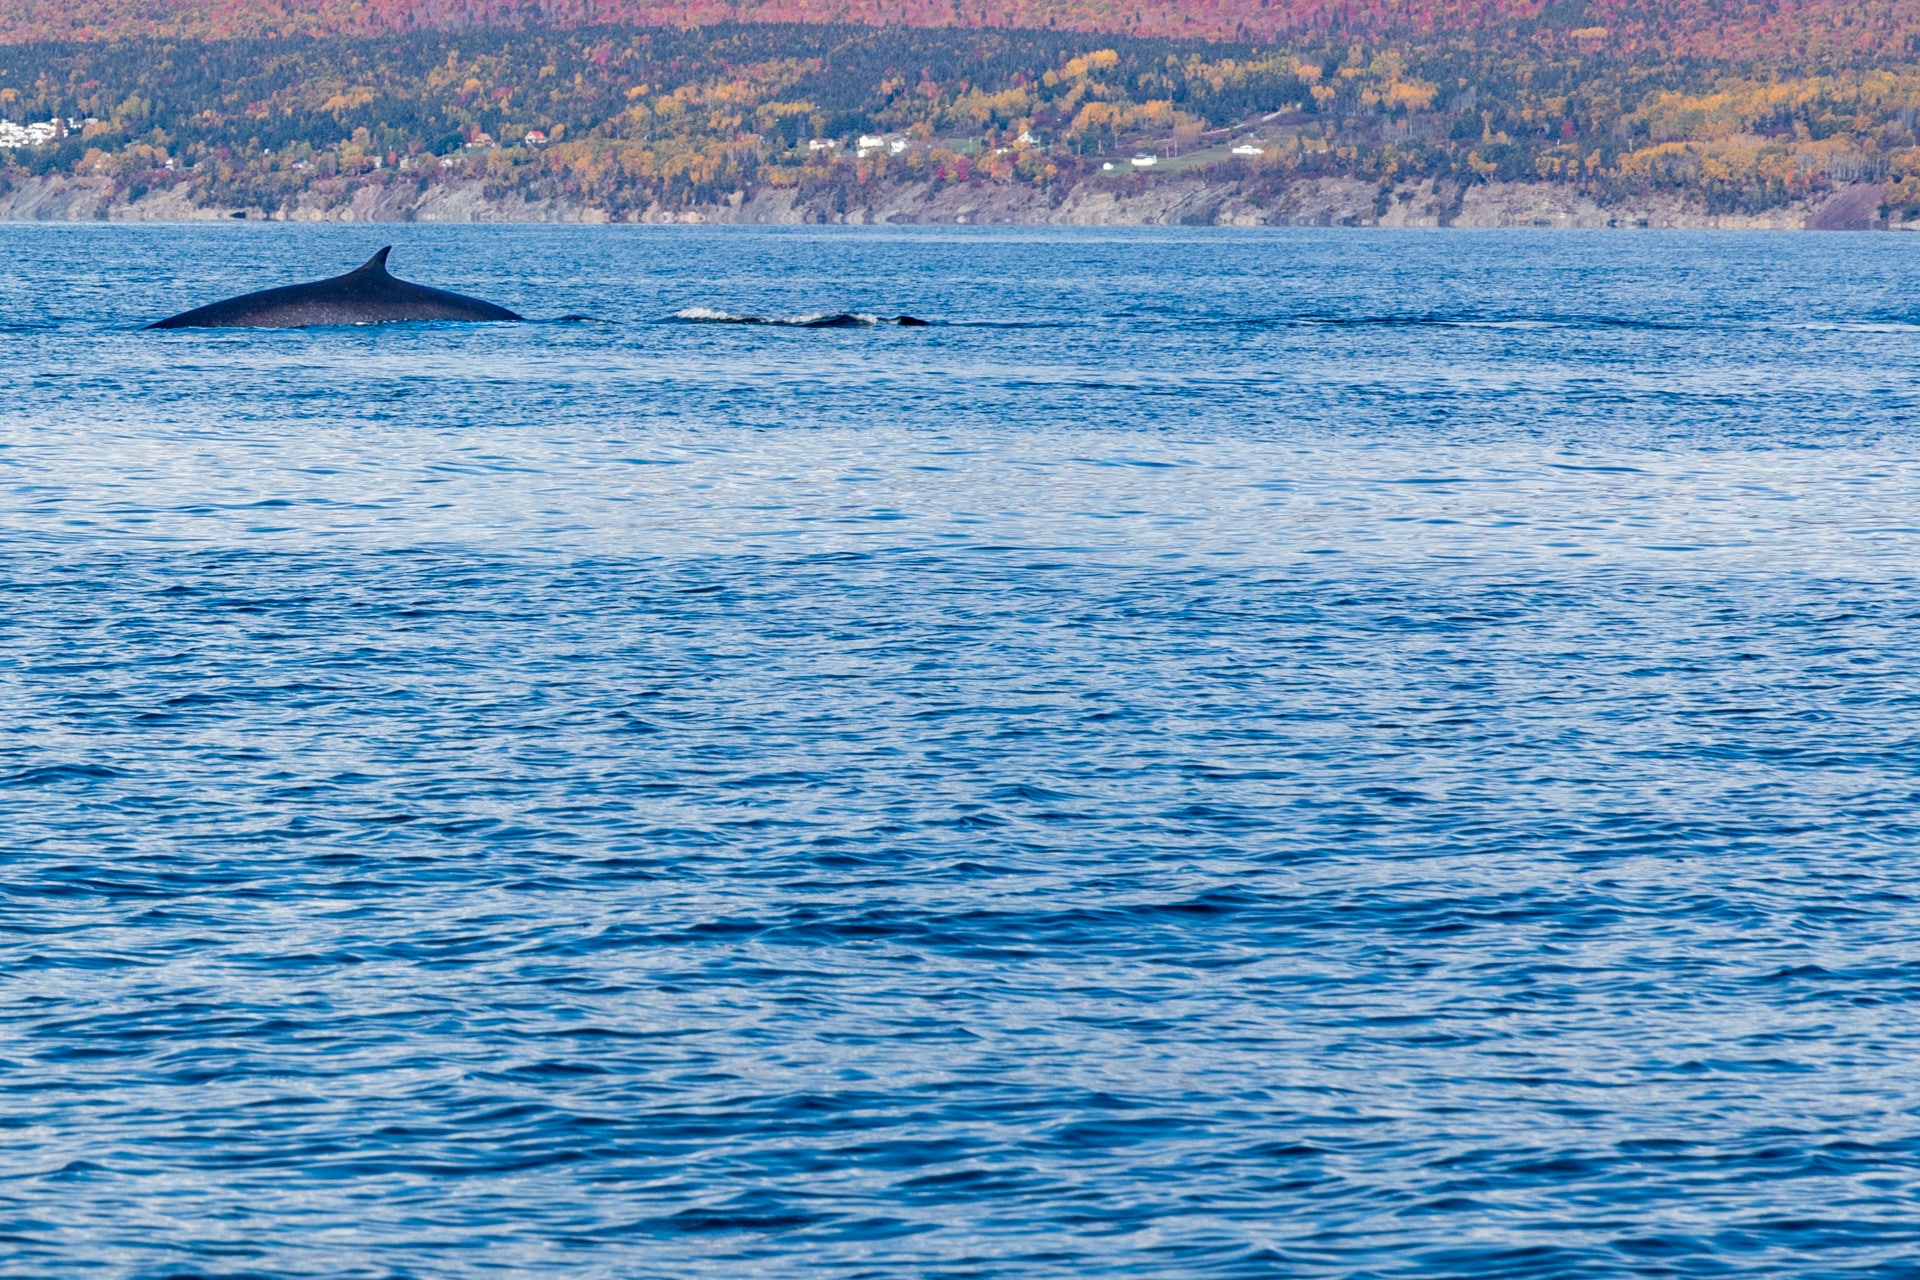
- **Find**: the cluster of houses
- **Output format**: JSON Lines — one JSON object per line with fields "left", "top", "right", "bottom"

{"left": 812, "top": 132, "right": 1063, "bottom": 159}
{"left": 0, "top": 116, "right": 93, "bottom": 149}
{"left": 821, "top": 128, "right": 1268, "bottom": 171}
{"left": 460, "top": 128, "right": 547, "bottom": 150}
{"left": 808, "top": 134, "right": 913, "bottom": 156}
{"left": 2, "top": 107, "right": 1272, "bottom": 175}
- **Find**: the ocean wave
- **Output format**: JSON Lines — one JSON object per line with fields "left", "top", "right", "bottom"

{"left": 1792, "top": 320, "right": 1920, "bottom": 332}
{"left": 1239, "top": 312, "right": 1702, "bottom": 332}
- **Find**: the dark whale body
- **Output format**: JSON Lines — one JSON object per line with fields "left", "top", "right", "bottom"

{"left": 147, "top": 247, "right": 521, "bottom": 329}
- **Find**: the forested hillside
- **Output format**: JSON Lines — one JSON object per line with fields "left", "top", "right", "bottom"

{"left": 5, "top": 21, "right": 1920, "bottom": 219}
{"left": 7, "top": 0, "right": 1920, "bottom": 59}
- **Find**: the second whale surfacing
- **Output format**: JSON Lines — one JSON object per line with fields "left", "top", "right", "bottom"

{"left": 147, "top": 246, "right": 522, "bottom": 329}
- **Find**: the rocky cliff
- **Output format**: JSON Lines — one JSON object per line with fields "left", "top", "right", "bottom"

{"left": 0, "top": 171, "right": 1906, "bottom": 231}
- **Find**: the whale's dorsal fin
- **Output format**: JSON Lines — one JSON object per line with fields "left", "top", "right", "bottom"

{"left": 351, "top": 247, "right": 394, "bottom": 276}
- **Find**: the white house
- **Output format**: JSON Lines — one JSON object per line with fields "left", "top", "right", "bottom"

{"left": 1232, "top": 143, "right": 1265, "bottom": 156}
{"left": 1131, "top": 154, "right": 1158, "bottom": 167}
{"left": 0, "top": 118, "right": 62, "bottom": 148}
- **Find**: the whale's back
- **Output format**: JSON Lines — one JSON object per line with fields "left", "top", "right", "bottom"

{"left": 148, "top": 247, "right": 522, "bottom": 329}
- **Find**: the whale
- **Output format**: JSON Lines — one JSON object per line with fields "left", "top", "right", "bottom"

{"left": 674, "top": 308, "right": 931, "bottom": 327}
{"left": 147, "top": 247, "right": 522, "bottom": 329}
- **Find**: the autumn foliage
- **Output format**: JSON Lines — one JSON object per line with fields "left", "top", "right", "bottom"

{"left": 5, "top": 5, "right": 1920, "bottom": 219}
{"left": 8, "top": 0, "right": 1920, "bottom": 61}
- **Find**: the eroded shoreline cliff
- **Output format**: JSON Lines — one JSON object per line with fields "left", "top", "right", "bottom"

{"left": 0, "top": 172, "right": 1905, "bottom": 231}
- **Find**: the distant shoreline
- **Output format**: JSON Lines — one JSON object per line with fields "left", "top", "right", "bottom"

{"left": 3, "top": 172, "right": 1905, "bottom": 231}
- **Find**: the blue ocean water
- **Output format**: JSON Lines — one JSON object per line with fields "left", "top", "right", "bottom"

{"left": 5, "top": 223, "right": 1920, "bottom": 1277}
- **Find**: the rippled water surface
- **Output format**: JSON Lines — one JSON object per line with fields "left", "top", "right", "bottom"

{"left": 7, "top": 224, "right": 1920, "bottom": 1277}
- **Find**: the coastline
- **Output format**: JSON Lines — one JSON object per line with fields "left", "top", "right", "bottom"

{"left": 0, "top": 171, "right": 1907, "bottom": 230}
